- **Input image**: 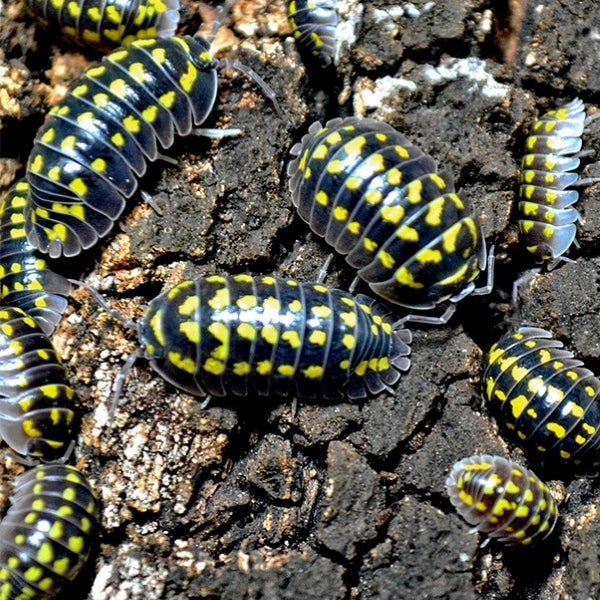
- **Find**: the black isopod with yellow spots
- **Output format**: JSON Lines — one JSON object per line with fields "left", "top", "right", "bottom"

{"left": 0, "top": 463, "right": 99, "bottom": 599}
{"left": 135, "top": 274, "right": 412, "bottom": 400}
{"left": 518, "top": 98, "right": 597, "bottom": 263}
{"left": 286, "top": 0, "right": 338, "bottom": 67}
{"left": 25, "top": 33, "right": 249, "bottom": 258}
{"left": 0, "top": 179, "right": 71, "bottom": 337}
{"left": 446, "top": 454, "right": 558, "bottom": 546}
{"left": 0, "top": 306, "right": 76, "bottom": 460}
{"left": 288, "top": 117, "right": 490, "bottom": 322}
{"left": 22, "top": 0, "right": 179, "bottom": 52}
{"left": 483, "top": 326, "right": 600, "bottom": 472}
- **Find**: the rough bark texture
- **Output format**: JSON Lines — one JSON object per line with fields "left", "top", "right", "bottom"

{"left": 1, "top": 0, "right": 600, "bottom": 598}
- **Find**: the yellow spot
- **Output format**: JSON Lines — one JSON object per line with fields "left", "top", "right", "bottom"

{"left": 347, "top": 221, "right": 361, "bottom": 234}
{"left": 48, "top": 166, "right": 61, "bottom": 180}
{"left": 123, "top": 115, "right": 141, "bottom": 133}
{"left": 386, "top": 167, "right": 402, "bottom": 186}
{"left": 425, "top": 197, "right": 445, "bottom": 226}
{"left": 152, "top": 48, "right": 167, "bottom": 63}
{"left": 365, "top": 189, "right": 383, "bottom": 205}
{"left": 53, "top": 557, "right": 71, "bottom": 575}
{"left": 281, "top": 330, "right": 301, "bottom": 348}
{"left": 37, "top": 542, "right": 54, "bottom": 565}
{"left": 326, "top": 159, "right": 344, "bottom": 175}
{"left": 91, "top": 158, "right": 106, "bottom": 173}
{"left": 40, "top": 128, "right": 55, "bottom": 143}
{"left": 129, "top": 62, "right": 147, "bottom": 83}
{"left": 24, "top": 565, "right": 43, "bottom": 582}
{"left": 208, "top": 287, "right": 230, "bottom": 310}
{"left": 407, "top": 180, "right": 423, "bottom": 203}
{"left": 582, "top": 422, "right": 597, "bottom": 435}
{"left": 309, "top": 330, "right": 327, "bottom": 345}
{"left": 256, "top": 360, "right": 272, "bottom": 375}
{"left": 111, "top": 132, "right": 125, "bottom": 147}
{"left": 178, "top": 295, "right": 199, "bottom": 316}
{"left": 312, "top": 144, "right": 328, "bottom": 160}
{"left": 180, "top": 321, "right": 200, "bottom": 344}
{"left": 366, "top": 153, "right": 385, "bottom": 172}
{"left": 458, "top": 489, "right": 474, "bottom": 506}
{"left": 179, "top": 62, "right": 198, "bottom": 92}
{"left": 304, "top": 365, "right": 324, "bottom": 379}
{"left": 203, "top": 357, "right": 225, "bottom": 375}
{"left": 342, "top": 334, "right": 355, "bottom": 349}
{"left": 109, "top": 78, "right": 129, "bottom": 98}
{"left": 233, "top": 361, "right": 250, "bottom": 375}
{"left": 49, "top": 520, "right": 64, "bottom": 539}
{"left": 510, "top": 395, "right": 529, "bottom": 418}
{"left": 68, "top": 536, "right": 85, "bottom": 553}
{"left": 168, "top": 351, "right": 196, "bottom": 374}
{"left": 340, "top": 311, "right": 356, "bottom": 328}
{"left": 415, "top": 247, "right": 442, "bottom": 264}
{"left": 237, "top": 295, "right": 258, "bottom": 310}
{"left": 233, "top": 274, "right": 252, "bottom": 283}
{"left": 68, "top": 178, "right": 87, "bottom": 197}
{"left": 316, "top": 190, "right": 328, "bottom": 206}
{"left": 441, "top": 221, "right": 462, "bottom": 253}
{"left": 311, "top": 305, "right": 331, "bottom": 319}
{"left": 277, "top": 365, "right": 295, "bottom": 377}
{"left": 396, "top": 225, "right": 419, "bottom": 242}
{"left": 110, "top": 49, "right": 129, "bottom": 62}
{"left": 343, "top": 135, "right": 366, "bottom": 157}
{"left": 237, "top": 323, "right": 256, "bottom": 341}
{"left": 378, "top": 250, "right": 395, "bottom": 269}
{"left": 87, "top": 5, "right": 101, "bottom": 19}
{"left": 395, "top": 267, "right": 424, "bottom": 289}
{"left": 564, "top": 401, "right": 584, "bottom": 418}
{"left": 143, "top": 105, "right": 158, "bottom": 122}
{"left": 326, "top": 130, "right": 343, "bottom": 145}
{"left": 159, "top": 91, "right": 176, "bottom": 109}
{"left": 261, "top": 324, "right": 279, "bottom": 345}
{"left": 546, "top": 421, "right": 566, "bottom": 439}
{"left": 29, "top": 154, "right": 44, "bottom": 173}
{"left": 60, "top": 135, "right": 77, "bottom": 152}
{"left": 333, "top": 206, "right": 348, "bottom": 221}
{"left": 380, "top": 205, "right": 405, "bottom": 224}
{"left": 363, "top": 237, "right": 377, "bottom": 252}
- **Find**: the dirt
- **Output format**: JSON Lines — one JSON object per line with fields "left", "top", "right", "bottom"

{"left": 1, "top": 0, "right": 600, "bottom": 598}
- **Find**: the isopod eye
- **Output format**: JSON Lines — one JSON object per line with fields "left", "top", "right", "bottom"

{"left": 446, "top": 454, "right": 558, "bottom": 545}
{"left": 483, "top": 326, "right": 600, "bottom": 474}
